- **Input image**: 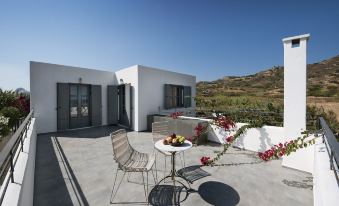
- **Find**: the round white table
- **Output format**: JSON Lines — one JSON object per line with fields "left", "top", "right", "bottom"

{"left": 154, "top": 140, "right": 192, "bottom": 204}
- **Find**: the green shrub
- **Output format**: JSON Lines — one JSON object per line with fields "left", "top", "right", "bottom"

{"left": 0, "top": 107, "right": 22, "bottom": 128}
{"left": 0, "top": 114, "right": 10, "bottom": 138}
{"left": 0, "top": 89, "right": 17, "bottom": 111}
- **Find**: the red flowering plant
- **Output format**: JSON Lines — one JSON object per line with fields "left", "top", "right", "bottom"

{"left": 16, "top": 95, "right": 30, "bottom": 114}
{"left": 170, "top": 111, "right": 183, "bottom": 119}
{"left": 189, "top": 123, "right": 208, "bottom": 145}
{"left": 258, "top": 132, "right": 318, "bottom": 161}
{"left": 200, "top": 156, "right": 211, "bottom": 166}
{"left": 200, "top": 115, "right": 318, "bottom": 166}
{"left": 200, "top": 116, "right": 238, "bottom": 166}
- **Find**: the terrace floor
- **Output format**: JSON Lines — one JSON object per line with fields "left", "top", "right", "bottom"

{"left": 34, "top": 126, "right": 313, "bottom": 206}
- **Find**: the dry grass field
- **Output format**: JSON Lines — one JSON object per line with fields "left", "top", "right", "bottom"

{"left": 308, "top": 97, "right": 339, "bottom": 121}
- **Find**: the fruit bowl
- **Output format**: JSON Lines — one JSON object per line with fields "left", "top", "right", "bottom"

{"left": 163, "top": 133, "right": 185, "bottom": 146}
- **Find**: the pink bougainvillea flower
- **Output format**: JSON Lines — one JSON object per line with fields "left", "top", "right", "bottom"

{"left": 225, "top": 135, "right": 234, "bottom": 143}
{"left": 200, "top": 156, "right": 210, "bottom": 165}
{"left": 214, "top": 116, "right": 235, "bottom": 130}
{"left": 170, "top": 111, "right": 183, "bottom": 119}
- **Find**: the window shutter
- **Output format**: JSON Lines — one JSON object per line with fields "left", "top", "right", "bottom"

{"left": 57, "top": 83, "right": 69, "bottom": 130}
{"left": 164, "top": 84, "right": 172, "bottom": 109}
{"left": 91, "top": 85, "right": 102, "bottom": 126}
{"left": 184, "top": 86, "right": 192, "bottom": 108}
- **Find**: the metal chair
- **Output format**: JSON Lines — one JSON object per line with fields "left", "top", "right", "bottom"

{"left": 152, "top": 121, "right": 185, "bottom": 182}
{"left": 110, "top": 129, "right": 156, "bottom": 204}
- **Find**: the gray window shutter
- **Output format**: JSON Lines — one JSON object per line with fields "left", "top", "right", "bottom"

{"left": 57, "top": 83, "right": 69, "bottom": 130}
{"left": 91, "top": 85, "right": 102, "bottom": 126}
{"left": 164, "top": 84, "right": 172, "bottom": 109}
{"left": 107, "top": 85, "right": 118, "bottom": 125}
{"left": 184, "top": 86, "right": 192, "bottom": 108}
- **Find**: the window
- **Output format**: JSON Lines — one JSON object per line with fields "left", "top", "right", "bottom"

{"left": 291, "top": 39, "right": 300, "bottom": 48}
{"left": 164, "top": 84, "right": 191, "bottom": 109}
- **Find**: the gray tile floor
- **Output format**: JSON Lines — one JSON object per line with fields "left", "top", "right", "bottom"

{"left": 34, "top": 126, "right": 313, "bottom": 206}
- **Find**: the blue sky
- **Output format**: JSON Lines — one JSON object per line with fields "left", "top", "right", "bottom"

{"left": 0, "top": 0, "right": 338, "bottom": 90}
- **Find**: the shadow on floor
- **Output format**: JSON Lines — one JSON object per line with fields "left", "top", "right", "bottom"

{"left": 34, "top": 135, "right": 71, "bottom": 205}
{"left": 198, "top": 181, "right": 240, "bottom": 206}
{"left": 177, "top": 165, "right": 211, "bottom": 184}
{"left": 148, "top": 185, "right": 186, "bottom": 206}
{"left": 43, "top": 125, "right": 123, "bottom": 139}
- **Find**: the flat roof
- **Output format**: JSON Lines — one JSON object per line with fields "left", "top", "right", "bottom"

{"left": 282, "top": 34, "right": 310, "bottom": 42}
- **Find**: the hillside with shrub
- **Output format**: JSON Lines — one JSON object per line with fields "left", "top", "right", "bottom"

{"left": 197, "top": 55, "right": 339, "bottom": 98}
{"left": 196, "top": 55, "right": 339, "bottom": 137}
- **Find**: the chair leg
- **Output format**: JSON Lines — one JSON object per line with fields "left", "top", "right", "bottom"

{"left": 154, "top": 156, "right": 158, "bottom": 183}
{"left": 110, "top": 168, "right": 127, "bottom": 203}
{"left": 164, "top": 155, "right": 167, "bottom": 183}
{"left": 141, "top": 172, "right": 148, "bottom": 203}
{"left": 146, "top": 171, "right": 149, "bottom": 204}
{"left": 151, "top": 168, "right": 157, "bottom": 185}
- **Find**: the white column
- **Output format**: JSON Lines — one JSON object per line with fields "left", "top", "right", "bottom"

{"left": 282, "top": 34, "right": 314, "bottom": 173}
{"left": 283, "top": 34, "right": 310, "bottom": 138}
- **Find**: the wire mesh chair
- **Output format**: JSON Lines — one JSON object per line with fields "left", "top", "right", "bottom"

{"left": 110, "top": 129, "right": 156, "bottom": 204}
{"left": 152, "top": 121, "right": 185, "bottom": 182}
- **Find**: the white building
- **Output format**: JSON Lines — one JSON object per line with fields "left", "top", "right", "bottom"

{"left": 30, "top": 62, "right": 196, "bottom": 133}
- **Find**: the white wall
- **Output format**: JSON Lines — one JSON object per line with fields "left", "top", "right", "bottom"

{"left": 2, "top": 118, "right": 36, "bottom": 206}
{"left": 137, "top": 65, "right": 196, "bottom": 131}
{"left": 30, "top": 62, "right": 116, "bottom": 133}
{"left": 313, "top": 141, "right": 339, "bottom": 206}
{"left": 115, "top": 65, "right": 139, "bottom": 131}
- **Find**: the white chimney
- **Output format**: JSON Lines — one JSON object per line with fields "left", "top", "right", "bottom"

{"left": 282, "top": 34, "right": 310, "bottom": 138}
{"left": 282, "top": 34, "right": 314, "bottom": 173}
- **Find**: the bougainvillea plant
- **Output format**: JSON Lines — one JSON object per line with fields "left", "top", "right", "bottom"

{"left": 199, "top": 115, "right": 318, "bottom": 166}
{"left": 170, "top": 111, "right": 183, "bottom": 119}
{"left": 258, "top": 132, "right": 318, "bottom": 161}
{"left": 188, "top": 123, "right": 208, "bottom": 145}
{"left": 16, "top": 95, "right": 30, "bottom": 114}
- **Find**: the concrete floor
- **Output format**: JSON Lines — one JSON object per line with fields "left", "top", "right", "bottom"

{"left": 34, "top": 126, "right": 313, "bottom": 206}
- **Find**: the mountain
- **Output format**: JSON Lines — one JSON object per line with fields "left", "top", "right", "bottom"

{"left": 15, "top": 88, "right": 29, "bottom": 95}
{"left": 197, "top": 55, "right": 339, "bottom": 98}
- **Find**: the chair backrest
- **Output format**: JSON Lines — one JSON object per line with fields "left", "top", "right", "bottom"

{"left": 152, "top": 121, "right": 170, "bottom": 144}
{"left": 110, "top": 129, "right": 134, "bottom": 166}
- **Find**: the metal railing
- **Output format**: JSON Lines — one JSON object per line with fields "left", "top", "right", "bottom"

{"left": 319, "top": 117, "right": 339, "bottom": 182}
{"left": 0, "top": 110, "right": 34, "bottom": 205}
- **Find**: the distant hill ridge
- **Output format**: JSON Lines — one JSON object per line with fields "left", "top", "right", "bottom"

{"left": 197, "top": 55, "right": 339, "bottom": 98}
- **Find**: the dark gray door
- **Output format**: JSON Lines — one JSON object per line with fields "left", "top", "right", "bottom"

{"left": 57, "top": 83, "right": 69, "bottom": 130}
{"left": 91, "top": 85, "right": 102, "bottom": 126}
{"left": 107, "top": 85, "right": 118, "bottom": 125}
{"left": 69, "top": 84, "right": 90, "bottom": 129}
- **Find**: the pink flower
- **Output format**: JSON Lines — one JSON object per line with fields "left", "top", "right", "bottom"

{"left": 226, "top": 136, "right": 234, "bottom": 143}
{"left": 170, "top": 111, "right": 183, "bottom": 119}
{"left": 200, "top": 156, "right": 210, "bottom": 165}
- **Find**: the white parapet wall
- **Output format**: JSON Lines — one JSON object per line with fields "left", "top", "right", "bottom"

{"left": 182, "top": 116, "right": 315, "bottom": 173}
{"left": 313, "top": 141, "right": 339, "bottom": 206}
{"left": 2, "top": 118, "right": 37, "bottom": 206}
{"left": 209, "top": 122, "right": 285, "bottom": 152}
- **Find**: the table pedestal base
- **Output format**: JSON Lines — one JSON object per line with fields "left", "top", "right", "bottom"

{"left": 156, "top": 152, "right": 192, "bottom": 205}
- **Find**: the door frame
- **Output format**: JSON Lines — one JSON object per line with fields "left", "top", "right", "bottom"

{"left": 68, "top": 83, "right": 91, "bottom": 129}
{"left": 118, "top": 84, "right": 131, "bottom": 128}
